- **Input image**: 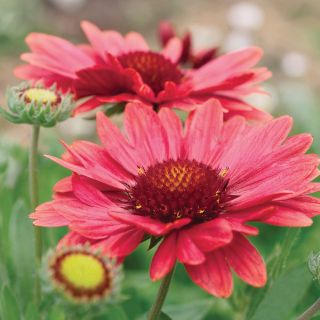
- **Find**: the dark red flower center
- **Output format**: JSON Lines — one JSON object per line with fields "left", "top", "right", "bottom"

{"left": 118, "top": 51, "right": 183, "bottom": 95}
{"left": 126, "top": 159, "right": 232, "bottom": 223}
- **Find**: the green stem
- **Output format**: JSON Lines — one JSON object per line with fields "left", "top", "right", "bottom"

{"left": 148, "top": 266, "right": 175, "bottom": 320}
{"left": 297, "top": 298, "right": 320, "bottom": 320}
{"left": 272, "top": 228, "right": 301, "bottom": 280}
{"left": 29, "top": 125, "right": 42, "bottom": 306}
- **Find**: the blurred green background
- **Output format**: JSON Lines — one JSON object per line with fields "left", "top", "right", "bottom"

{"left": 1, "top": 0, "right": 320, "bottom": 319}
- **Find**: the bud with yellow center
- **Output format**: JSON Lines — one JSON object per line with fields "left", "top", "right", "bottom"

{"left": 0, "top": 82, "right": 74, "bottom": 127}
{"left": 46, "top": 244, "right": 122, "bottom": 304}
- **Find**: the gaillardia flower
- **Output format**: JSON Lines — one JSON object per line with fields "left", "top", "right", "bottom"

{"left": 15, "top": 21, "right": 271, "bottom": 120}
{"left": 31, "top": 100, "right": 320, "bottom": 297}
{"left": 47, "top": 243, "right": 121, "bottom": 303}
{"left": 0, "top": 82, "right": 74, "bottom": 127}
{"left": 158, "top": 21, "right": 218, "bottom": 68}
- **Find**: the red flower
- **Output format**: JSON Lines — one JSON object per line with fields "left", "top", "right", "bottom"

{"left": 158, "top": 21, "right": 218, "bottom": 68}
{"left": 30, "top": 100, "right": 320, "bottom": 297}
{"left": 15, "top": 21, "right": 271, "bottom": 120}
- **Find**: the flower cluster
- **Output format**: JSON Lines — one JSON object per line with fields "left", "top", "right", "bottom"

{"left": 5, "top": 20, "right": 318, "bottom": 302}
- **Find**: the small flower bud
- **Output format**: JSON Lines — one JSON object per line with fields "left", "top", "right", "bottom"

{"left": 46, "top": 244, "right": 122, "bottom": 304}
{"left": 308, "top": 251, "right": 320, "bottom": 281}
{"left": 0, "top": 82, "right": 74, "bottom": 127}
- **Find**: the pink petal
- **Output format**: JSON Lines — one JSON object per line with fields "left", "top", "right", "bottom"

{"left": 184, "top": 99, "right": 223, "bottom": 164}
{"left": 24, "top": 32, "right": 93, "bottom": 74}
{"left": 193, "top": 47, "right": 217, "bottom": 68}
{"left": 74, "top": 65, "right": 137, "bottom": 99}
{"left": 187, "top": 218, "right": 233, "bottom": 252}
{"left": 53, "top": 176, "right": 72, "bottom": 193}
{"left": 57, "top": 231, "right": 95, "bottom": 249}
{"left": 150, "top": 233, "right": 177, "bottom": 280}
{"left": 158, "top": 21, "right": 175, "bottom": 46}
{"left": 224, "top": 206, "right": 276, "bottom": 223}
{"left": 185, "top": 250, "right": 233, "bottom": 297}
{"left": 223, "top": 233, "right": 266, "bottom": 287}
{"left": 176, "top": 231, "right": 206, "bottom": 265}
{"left": 227, "top": 220, "right": 259, "bottom": 236}
{"left": 96, "top": 111, "right": 141, "bottom": 175}
{"left": 52, "top": 199, "right": 110, "bottom": 222}
{"left": 124, "top": 103, "right": 169, "bottom": 166}
{"left": 14, "top": 64, "right": 74, "bottom": 91}
{"left": 162, "top": 37, "right": 183, "bottom": 63}
{"left": 190, "top": 47, "right": 264, "bottom": 90}
{"left": 102, "top": 229, "right": 144, "bottom": 257}
{"left": 71, "top": 174, "right": 114, "bottom": 207}
{"left": 81, "top": 20, "right": 126, "bottom": 58}
{"left": 30, "top": 201, "right": 68, "bottom": 227}
{"left": 156, "top": 81, "right": 190, "bottom": 103}
{"left": 276, "top": 195, "right": 320, "bottom": 218}
{"left": 231, "top": 154, "right": 319, "bottom": 209}
{"left": 219, "top": 97, "right": 272, "bottom": 122}
{"left": 72, "top": 97, "right": 104, "bottom": 115}
{"left": 158, "top": 107, "right": 183, "bottom": 160}
{"left": 108, "top": 210, "right": 191, "bottom": 236}
{"left": 219, "top": 116, "right": 293, "bottom": 177}
{"left": 125, "top": 32, "right": 149, "bottom": 51}
{"left": 261, "top": 207, "right": 313, "bottom": 227}
{"left": 48, "top": 140, "right": 131, "bottom": 189}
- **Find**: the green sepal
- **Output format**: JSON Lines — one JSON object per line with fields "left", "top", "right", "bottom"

{"left": 0, "top": 82, "right": 74, "bottom": 127}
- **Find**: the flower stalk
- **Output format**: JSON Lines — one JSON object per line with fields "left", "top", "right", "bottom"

{"left": 29, "top": 124, "right": 42, "bottom": 306}
{"left": 297, "top": 298, "right": 320, "bottom": 320}
{"left": 148, "top": 266, "right": 175, "bottom": 320}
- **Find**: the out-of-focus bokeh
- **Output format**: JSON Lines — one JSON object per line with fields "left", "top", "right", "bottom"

{"left": 1, "top": 0, "right": 320, "bottom": 146}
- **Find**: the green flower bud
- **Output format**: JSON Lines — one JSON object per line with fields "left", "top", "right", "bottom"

{"left": 308, "top": 251, "right": 320, "bottom": 281}
{"left": 0, "top": 82, "right": 74, "bottom": 127}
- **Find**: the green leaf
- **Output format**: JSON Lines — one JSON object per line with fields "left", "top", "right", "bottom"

{"left": 105, "top": 305, "right": 128, "bottom": 320}
{"left": 47, "top": 307, "right": 66, "bottom": 320}
{"left": 148, "top": 236, "right": 162, "bottom": 250}
{"left": 25, "top": 302, "right": 40, "bottom": 320}
{"left": 250, "top": 265, "right": 313, "bottom": 320}
{"left": 105, "top": 103, "right": 125, "bottom": 117}
{"left": 0, "top": 286, "right": 21, "bottom": 320}
{"left": 159, "top": 311, "right": 173, "bottom": 320}
{"left": 164, "top": 299, "right": 212, "bottom": 320}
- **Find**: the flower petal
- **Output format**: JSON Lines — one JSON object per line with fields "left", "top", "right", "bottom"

{"left": 223, "top": 233, "right": 266, "bottom": 287}
{"left": 190, "top": 47, "right": 263, "bottom": 90}
{"left": 177, "top": 231, "right": 206, "bottom": 265}
{"left": 108, "top": 210, "right": 191, "bottom": 236}
{"left": 96, "top": 111, "right": 140, "bottom": 175}
{"left": 187, "top": 218, "right": 233, "bottom": 252}
{"left": 162, "top": 37, "right": 183, "bottom": 63}
{"left": 30, "top": 201, "right": 69, "bottom": 227}
{"left": 124, "top": 103, "right": 169, "bottom": 166}
{"left": 185, "top": 250, "right": 233, "bottom": 297}
{"left": 184, "top": 99, "right": 223, "bottom": 164}
{"left": 81, "top": 20, "right": 126, "bottom": 58}
{"left": 158, "top": 107, "right": 183, "bottom": 160}
{"left": 150, "top": 233, "right": 177, "bottom": 280}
